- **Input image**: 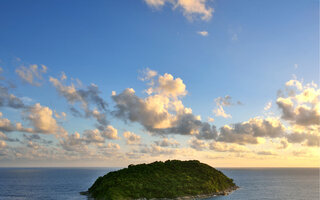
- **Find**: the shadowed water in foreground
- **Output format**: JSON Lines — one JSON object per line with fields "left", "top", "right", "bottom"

{"left": 0, "top": 168, "right": 318, "bottom": 200}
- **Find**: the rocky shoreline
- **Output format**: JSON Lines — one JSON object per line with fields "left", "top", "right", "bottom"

{"left": 81, "top": 186, "right": 239, "bottom": 200}
{"left": 135, "top": 186, "right": 239, "bottom": 200}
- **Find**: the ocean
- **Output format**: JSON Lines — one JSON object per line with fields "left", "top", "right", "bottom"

{"left": 0, "top": 168, "right": 318, "bottom": 200}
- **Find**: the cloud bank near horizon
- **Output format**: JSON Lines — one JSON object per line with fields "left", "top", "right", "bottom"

{"left": 0, "top": 63, "right": 319, "bottom": 166}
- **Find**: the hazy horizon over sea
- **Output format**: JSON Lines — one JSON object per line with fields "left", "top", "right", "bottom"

{"left": 0, "top": 168, "right": 319, "bottom": 200}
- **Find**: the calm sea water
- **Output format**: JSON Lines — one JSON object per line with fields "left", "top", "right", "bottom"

{"left": 0, "top": 168, "right": 318, "bottom": 200}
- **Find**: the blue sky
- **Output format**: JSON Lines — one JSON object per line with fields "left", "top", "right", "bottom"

{"left": 0, "top": 0, "right": 319, "bottom": 167}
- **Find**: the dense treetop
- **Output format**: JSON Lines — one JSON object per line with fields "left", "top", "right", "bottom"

{"left": 86, "top": 160, "right": 237, "bottom": 200}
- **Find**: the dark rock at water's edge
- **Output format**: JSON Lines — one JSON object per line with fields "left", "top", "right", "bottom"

{"left": 81, "top": 160, "right": 238, "bottom": 200}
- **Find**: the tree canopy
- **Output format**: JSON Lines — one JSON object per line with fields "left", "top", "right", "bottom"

{"left": 86, "top": 160, "right": 237, "bottom": 200}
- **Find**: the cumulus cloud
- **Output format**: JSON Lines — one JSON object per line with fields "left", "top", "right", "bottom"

{"left": 26, "top": 103, "right": 66, "bottom": 136}
{"left": 83, "top": 129, "right": 105, "bottom": 144}
{"left": 213, "top": 95, "right": 241, "bottom": 118}
{"left": 277, "top": 139, "right": 289, "bottom": 149}
{"left": 275, "top": 79, "right": 320, "bottom": 147}
{"left": 277, "top": 79, "right": 320, "bottom": 126}
{"left": 59, "top": 132, "right": 88, "bottom": 152}
{"left": 149, "top": 73, "right": 187, "bottom": 97}
{"left": 154, "top": 138, "right": 180, "bottom": 147}
{"left": 0, "top": 112, "right": 17, "bottom": 132}
{"left": 0, "top": 131, "right": 19, "bottom": 142}
{"left": 54, "top": 111, "right": 67, "bottom": 120}
{"left": 197, "top": 31, "right": 208, "bottom": 36}
{"left": 277, "top": 98, "right": 319, "bottom": 126}
{"left": 256, "top": 150, "right": 277, "bottom": 156}
{"left": 15, "top": 64, "right": 47, "bottom": 86}
{"left": 0, "top": 132, "right": 8, "bottom": 141}
{"left": 60, "top": 72, "right": 67, "bottom": 81}
{"left": 22, "top": 134, "right": 52, "bottom": 145}
{"left": 144, "top": 0, "right": 214, "bottom": 21}
{"left": 112, "top": 70, "right": 217, "bottom": 140}
{"left": 140, "top": 144, "right": 176, "bottom": 156}
{"left": 3, "top": 64, "right": 320, "bottom": 162}
{"left": 209, "top": 141, "right": 249, "bottom": 152}
{"left": 292, "top": 149, "right": 311, "bottom": 157}
{"left": 0, "top": 86, "right": 27, "bottom": 109}
{"left": 106, "top": 142, "right": 120, "bottom": 150}
{"left": 100, "top": 125, "right": 119, "bottom": 140}
{"left": 189, "top": 137, "right": 208, "bottom": 151}
{"left": 0, "top": 112, "right": 33, "bottom": 133}
{"left": 123, "top": 131, "right": 141, "bottom": 145}
{"left": 286, "top": 132, "right": 319, "bottom": 147}
{"left": 208, "top": 117, "right": 214, "bottom": 122}
{"left": 213, "top": 106, "right": 231, "bottom": 118}
{"left": 139, "top": 68, "right": 158, "bottom": 81}
{"left": 264, "top": 101, "right": 272, "bottom": 111}
{"left": 49, "top": 74, "right": 108, "bottom": 129}
{"left": 112, "top": 88, "right": 173, "bottom": 129}
{"left": 62, "top": 126, "right": 119, "bottom": 148}
{"left": 113, "top": 89, "right": 217, "bottom": 139}
{"left": 0, "top": 140, "right": 6, "bottom": 149}
{"left": 153, "top": 113, "right": 218, "bottom": 140}
{"left": 59, "top": 130, "right": 121, "bottom": 158}
{"left": 217, "top": 117, "right": 285, "bottom": 144}
{"left": 215, "top": 96, "right": 233, "bottom": 106}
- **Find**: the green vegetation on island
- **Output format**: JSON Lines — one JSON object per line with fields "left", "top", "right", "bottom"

{"left": 83, "top": 160, "right": 238, "bottom": 200}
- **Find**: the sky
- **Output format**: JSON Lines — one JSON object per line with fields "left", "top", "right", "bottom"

{"left": 0, "top": 0, "right": 319, "bottom": 167}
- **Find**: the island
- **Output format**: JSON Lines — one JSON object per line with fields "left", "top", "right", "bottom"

{"left": 82, "top": 160, "right": 238, "bottom": 200}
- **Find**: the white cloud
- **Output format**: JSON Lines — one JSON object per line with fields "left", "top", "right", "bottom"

{"left": 83, "top": 129, "right": 105, "bottom": 144}
{"left": 0, "top": 140, "right": 6, "bottom": 149}
{"left": 112, "top": 70, "right": 217, "bottom": 140}
{"left": 218, "top": 117, "right": 285, "bottom": 144}
{"left": 213, "top": 96, "right": 241, "bottom": 118}
{"left": 189, "top": 137, "right": 208, "bottom": 150}
{"left": 213, "top": 105, "right": 232, "bottom": 118}
{"left": 49, "top": 74, "right": 108, "bottom": 129}
{"left": 0, "top": 112, "right": 33, "bottom": 133}
{"left": 140, "top": 143, "right": 177, "bottom": 156}
{"left": 59, "top": 132, "right": 88, "bottom": 152}
{"left": 208, "top": 117, "right": 215, "bottom": 122}
{"left": 0, "top": 86, "right": 27, "bottom": 109}
{"left": 144, "top": 0, "right": 214, "bottom": 21}
{"left": 101, "top": 125, "right": 119, "bottom": 140}
{"left": 139, "top": 68, "right": 158, "bottom": 81}
{"left": 277, "top": 139, "right": 289, "bottom": 149}
{"left": 154, "top": 138, "right": 180, "bottom": 147}
{"left": 54, "top": 111, "right": 67, "bottom": 119}
{"left": 197, "top": 31, "right": 208, "bottom": 36}
{"left": 210, "top": 141, "right": 249, "bottom": 152}
{"left": 15, "top": 64, "right": 47, "bottom": 86}
{"left": 285, "top": 79, "right": 303, "bottom": 91}
{"left": 60, "top": 72, "right": 67, "bottom": 81}
{"left": 277, "top": 79, "right": 320, "bottom": 126}
{"left": 256, "top": 150, "right": 277, "bottom": 156}
{"left": 286, "top": 132, "right": 319, "bottom": 147}
{"left": 144, "top": 0, "right": 166, "bottom": 8}
{"left": 123, "top": 131, "right": 141, "bottom": 145}
{"left": 27, "top": 103, "right": 66, "bottom": 136}
{"left": 150, "top": 73, "right": 187, "bottom": 97}
{"left": 264, "top": 101, "right": 272, "bottom": 111}
{"left": 106, "top": 142, "right": 120, "bottom": 150}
